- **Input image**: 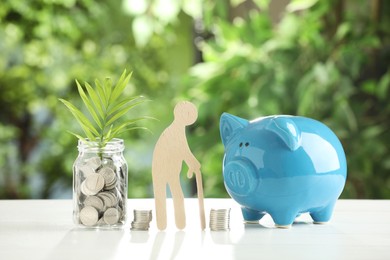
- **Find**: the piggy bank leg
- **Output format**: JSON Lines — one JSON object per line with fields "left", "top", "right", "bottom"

{"left": 241, "top": 207, "right": 265, "bottom": 223}
{"left": 270, "top": 211, "right": 297, "bottom": 228}
{"left": 310, "top": 202, "right": 336, "bottom": 224}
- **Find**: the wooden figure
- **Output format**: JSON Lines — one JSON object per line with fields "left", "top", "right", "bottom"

{"left": 152, "top": 101, "right": 206, "bottom": 230}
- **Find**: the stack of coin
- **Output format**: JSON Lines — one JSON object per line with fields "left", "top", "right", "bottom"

{"left": 209, "top": 208, "right": 231, "bottom": 231}
{"left": 131, "top": 210, "right": 152, "bottom": 231}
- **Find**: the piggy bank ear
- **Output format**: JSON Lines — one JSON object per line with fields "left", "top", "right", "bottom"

{"left": 220, "top": 113, "right": 249, "bottom": 147}
{"left": 266, "top": 117, "right": 301, "bottom": 151}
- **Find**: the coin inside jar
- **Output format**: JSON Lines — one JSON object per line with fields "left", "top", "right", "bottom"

{"left": 84, "top": 156, "right": 101, "bottom": 171}
{"left": 84, "top": 195, "right": 104, "bottom": 212}
{"left": 104, "top": 208, "right": 120, "bottom": 225}
{"left": 79, "top": 165, "right": 95, "bottom": 178}
{"left": 84, "top": 173, "right": 105, "bottom": 195}
{"left": 99, "top": 167, "right": 117, "bottom": 188}
{"left": 80, "top": 206, "right": 99, "bottom": 226}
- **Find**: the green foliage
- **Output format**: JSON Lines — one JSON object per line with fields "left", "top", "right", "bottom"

{"left": 0, "top": 0, "right": 186, "bottom": 199}
{"left": 1, "top": 0, "right": 389, "bottom": 199}
{"left": 59, "top": 70, "right": 149, "bottom": 148}
{"left": 185, "top": 0, "right": 390, "bottom": 198}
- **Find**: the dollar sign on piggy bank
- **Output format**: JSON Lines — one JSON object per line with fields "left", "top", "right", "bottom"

{"left": 220, "top": 113, "right": 347, "bottom": 228}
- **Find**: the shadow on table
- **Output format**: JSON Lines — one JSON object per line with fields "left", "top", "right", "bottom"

{"left": 130, "top": 230, "right": 188, "bottom": 260}
{"left": 211, "top": 219, "right": 333, "bottom": 259}
{"left": 45, "top": 228, "right": 125, "bottom": 260}
{"left": 210, "top": 218, "right": 315, "bottom": 242}
{"left": 209, "top": 222, "right": 271, "bottom": 245}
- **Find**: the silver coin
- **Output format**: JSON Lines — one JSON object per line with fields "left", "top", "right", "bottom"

{"left": 84, "top": 156, "right": 101, "bottom": 170}
{"left": 104, "top": 207, "right": 120, "bottom": 225}
{"left": 80, "top": 206, "right": 99, "bottom": 226}
{"left": 84, "top": 173, "right": 105, "bottom": 195}
{"left": 101, "top": 158, "right": 116, "bottom": 170}
{"left": 97, "top": 217, "right": 106, "bottom": 225}
{"left": 131, "top": 222, "right": 150, "bottom": 228}
{"left": 84, "top": 195, "right": 104, "bottom": 212}
{"left": 104, "top": 182, "right": 117, "bottom": 190}
{"left": 80, "top": 180, "right": 96, "bottom": 196}
{"left": 79, "top": 165, "right": 96, "bottom": 178}
{"left": 131, "top": 224, "right": 150, "bottom": 231}
{"left": 97, "top": 193, "right": 111, "bottom": 209}
{"left": 130, "top": 220, "right": 150, "bottom": 230}
{"left": 132, "top": 226, "right": 149, "bottom": 230}
{"left": 99, "top": 167, "right": 117, "bottom": 186}
{"left": 98, "top": 191, "right": 118, "bottom": 207}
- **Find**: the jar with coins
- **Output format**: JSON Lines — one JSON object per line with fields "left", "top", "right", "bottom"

{"left": 73, "top": 138, "right": 128, "bottom": 228}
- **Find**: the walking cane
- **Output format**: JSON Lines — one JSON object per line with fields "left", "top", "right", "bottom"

{"left": 193, "top": 169, "right": 206, "bottom": 230}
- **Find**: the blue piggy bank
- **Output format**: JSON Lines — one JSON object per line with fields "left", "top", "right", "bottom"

{"left": 220, "top": 113, "right": 347, "bottom": 228}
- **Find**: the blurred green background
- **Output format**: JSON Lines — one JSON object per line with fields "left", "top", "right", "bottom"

{"left": 0, "top": 0, "right": 389, "bottom": 199}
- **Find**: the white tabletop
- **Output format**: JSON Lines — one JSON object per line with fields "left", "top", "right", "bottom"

{"left": 0, "top": 199, "right": 389, "bottom": 260}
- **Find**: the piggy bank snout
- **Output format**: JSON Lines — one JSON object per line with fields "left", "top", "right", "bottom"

{"left": 223, "top": 159, "right": 257, "bottom": 197}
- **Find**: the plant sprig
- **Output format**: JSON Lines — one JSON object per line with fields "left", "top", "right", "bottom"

{"left": 59, "top": 69, "right": 150, "bottom": 148}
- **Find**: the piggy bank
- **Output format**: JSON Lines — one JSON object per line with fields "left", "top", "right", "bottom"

{"left": 220, "top": 113, "right": 347, "bottom": 227}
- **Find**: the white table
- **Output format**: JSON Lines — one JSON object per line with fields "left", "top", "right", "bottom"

{"left": 0, "top": 199, "right": 389, "bottom": 260}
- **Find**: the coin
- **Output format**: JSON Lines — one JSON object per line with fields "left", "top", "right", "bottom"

{"left": 84, "top": 173, "right": 105, "bottom": 195}
{"left": 84, "top": 157, "right": 101, "bottom": 170}
{"left": 104, "top": 207, "right": 120, "bottom": 224}
{"left": 84, "top": 195, "right": 104, "bottom": 212}
{"left": 80, "top": 180, "right": 95, "bottom": 196}
{"left": 80, "top": 206, "right": 99, "bottom": 226}
{"left": 101, "top": 158, "right": 116, "bottom": 170}
{"left": 99, "top": 167, "right": 117, "bottom": 188}
{"left": 104, "top": 182, "right": 117, "bottom": 190}
{"left": 79, "top": 165, "right": 95, "bottom": 178}
{"left": 131, "top": 222, "right": 150, "bottom": 230}
{"left": 98, "top": 191, "right": 118, "bottom": 208}
{"left": 97, "top": 217, "right": 106, "bottom": 225}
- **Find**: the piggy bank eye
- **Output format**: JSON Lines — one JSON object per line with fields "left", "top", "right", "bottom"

{"left": 245, "top": 142, "right": 250, "bottom": 147}
{"left": 239, "top": 142, "right": 243, "bottom": 147}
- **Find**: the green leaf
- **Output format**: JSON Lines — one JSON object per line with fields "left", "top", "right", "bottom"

{"left": 110, "top": 117, "right": 149, "bottom": 137}
{"left": 84, "top": 82, "right": 105, "bottom": 119}
{"left": 377, "top": 71, "right": 390, "bottom": 100}
{"left": 287, "top": 0, "right": 319, "bottom": 12}
{"left": 59, "top": 70, "right": 151, "bottom": 148}
{"left": 76, "top": 80, "right": 102, "bottom": 129}
{"left": 107, "top": 95, "right": 144, "bottom": 118}
{"left": 253, "top": 0, "right": 270, "bottom": 10}
{"left": 103, "top": 77, "right": 113, "bottom": 106}
{"left": 58, "top": 99, "right": 100, "bottom": 138}
{"left": 105, "top": 99, "right": 146, "bottom": 126}
{"left": 231, "top": 0, "right": 246, "bottom": 7}
{"left": 67, "top": 130, "right": 88, "bottom": 143}
{"left": 94, "top": 79, "right": 107, "bottom": 112}
{"left": 102, "top": 124, "right": 114, "bottom": 146}
{"left": 109, "top": 70, "right": 132, "bottom": 104}
{"left": 115, "top": 126, "right": 149, "bottom": 136}
{"left": 335, "top": 23, "right": 350, "bottom": 41}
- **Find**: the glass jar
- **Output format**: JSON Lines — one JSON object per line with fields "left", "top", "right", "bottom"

{"left": 73, "top": 138, "right": 128, "bottom": 228}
